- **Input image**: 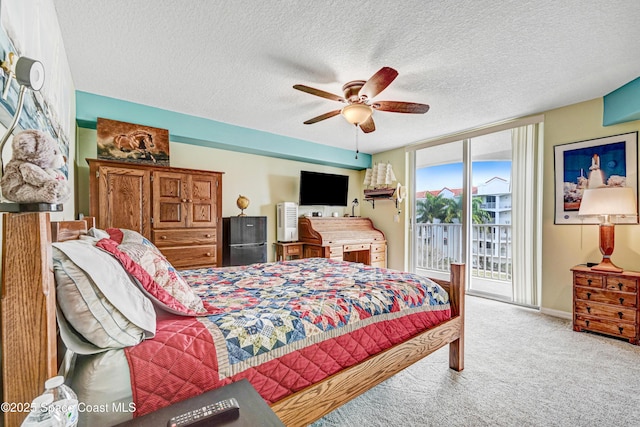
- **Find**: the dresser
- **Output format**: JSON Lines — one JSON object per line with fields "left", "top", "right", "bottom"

{"left": 571, "top": 265, "right": 639, "bottom": 344}
{"left": 88, "top": 159, "right": 223, "bottom": 269}
{"left": 298, "top": 217, "right": 386, "bottom": 268}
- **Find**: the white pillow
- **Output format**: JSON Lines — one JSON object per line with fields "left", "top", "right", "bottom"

{"left": 52, "top": 239, "right": 156, "bottom": 354}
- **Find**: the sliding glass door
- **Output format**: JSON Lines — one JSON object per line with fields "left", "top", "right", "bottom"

{"left": 467, "top": 130, "right": 513, "bottom": 300}
{"left": 409, "top": 121, "right": 542, "bottom": 307}
{"left": 413, "top": 140, "right": 465, "bottom": 282}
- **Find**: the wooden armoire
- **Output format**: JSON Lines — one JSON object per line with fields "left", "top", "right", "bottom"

{"left": 88, "top": 159, "right": 223, "bottom": 269}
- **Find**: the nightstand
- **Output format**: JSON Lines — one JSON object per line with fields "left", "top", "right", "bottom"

{"left": 274, "top": 242, "right": 304, "bottom": 261}
{"left": 115, "top": 379, "right": 284, "bottom": 426}
{"left": 571, "top": 265, "right": 640, "bottom": 344}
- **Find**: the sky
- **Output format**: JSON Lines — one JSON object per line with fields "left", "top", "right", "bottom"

{"left": 416, "top": 161, "right": 512, "bottom": 192}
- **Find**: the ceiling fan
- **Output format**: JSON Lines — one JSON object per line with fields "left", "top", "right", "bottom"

{"left": 293, "top": 67, "right": 430, "bottom": 133}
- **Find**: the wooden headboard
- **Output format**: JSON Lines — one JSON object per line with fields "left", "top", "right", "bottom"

{"left": 1, "top": 213, "right": 94, "bottom": 427}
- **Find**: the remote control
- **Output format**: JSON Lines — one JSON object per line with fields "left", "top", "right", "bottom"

{"left": 167, "top": 398, "right": 240, "bottom": 427}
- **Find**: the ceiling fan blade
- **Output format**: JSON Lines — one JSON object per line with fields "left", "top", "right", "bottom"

{"left": 373, "top": 101, "right": 430, "bottom": 114}
{"left": 359, "top": 67, "right": 399, "bottom": 100}
{"left": 303, "top": 109, "right": 341, "bottom": 124}
{"left": 293, "top": 84, "right": 345, "bottom": 103}
{"left": 359, "top": 116, "right": 375, "bottom": 133}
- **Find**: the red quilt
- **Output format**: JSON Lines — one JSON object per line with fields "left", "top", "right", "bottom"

{"left": 124, "top": 258, "right": 451, "bottom": 417}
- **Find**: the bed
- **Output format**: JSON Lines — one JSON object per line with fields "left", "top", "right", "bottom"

{"left": 1, "top": 213, "right": 464, "bottom": 427}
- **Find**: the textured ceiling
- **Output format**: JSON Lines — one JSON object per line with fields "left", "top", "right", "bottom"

{"left": 52, "top": 0, "right": 640, "bottom": 155}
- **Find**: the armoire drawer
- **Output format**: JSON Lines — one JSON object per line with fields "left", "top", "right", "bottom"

{"left": 153, "top": 229, "right": 216, "bottom": 247}
{"left": 162, "top": 245, "right": 217, "bottom": 268}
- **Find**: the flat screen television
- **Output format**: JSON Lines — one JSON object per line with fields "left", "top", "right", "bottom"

{"left": 299, "top": 170, "right": 349, "bottom": 206}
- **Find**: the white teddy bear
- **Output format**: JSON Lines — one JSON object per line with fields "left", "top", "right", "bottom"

{"left": 0, "top": 129, "right": 70, "bottom": 204}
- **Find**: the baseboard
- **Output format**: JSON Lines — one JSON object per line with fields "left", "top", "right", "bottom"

{"left": 540, "top": 307, "right": 572, "bottom": 320}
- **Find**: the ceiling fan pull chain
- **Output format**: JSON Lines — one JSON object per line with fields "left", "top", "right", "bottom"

{"left": 354, "top": 124, "right": 359, "bottom": 159}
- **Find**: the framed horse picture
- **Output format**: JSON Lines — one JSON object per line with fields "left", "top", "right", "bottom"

{"left": 97, "top": 118, "right": 170, "bottom": 166}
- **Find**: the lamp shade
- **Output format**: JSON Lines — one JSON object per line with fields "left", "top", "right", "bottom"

{"left": 341, "top": 104, "right": 372, "bottom": 125}
{"left": 578, "top": 187, "right": 637, "bottom": 219}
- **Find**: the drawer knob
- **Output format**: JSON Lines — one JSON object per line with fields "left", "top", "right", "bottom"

{"left": 161, "top": 235, "right": 167, "bottom": 240}
{"left": 206, "top": 252, "right": 211, "bottom": 257}
{"left": 586, "top": 292, "right": 591, "bottom": 300}
{"left": 587, "top": 279, "right": 592, "bottom": 285}
{"left": 619, "top": 326, "right": 624, "bottom": 334}
{"left": 187, "top": 199, "right": 193, "bottom": 203}
{"left": 618, "top": 282, "right": 623, "bottom": 290}
{"left": 181, "top": 198, "right": 187, "bottom": 203}
{"left": 586, "top": 306, "right": 591, "bottom": 314}
{"left": 619, "top": 297, "right": 625, "bottom": 305}
{"left": 205, "top": 234, "right": 211, "bottom": 238}
{"left": 618, "top": 311, "right": 624, "bottom": 319}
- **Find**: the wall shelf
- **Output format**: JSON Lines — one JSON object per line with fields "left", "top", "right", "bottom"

{"left": 364, "top": 196, "right": 398, "bottom": 209}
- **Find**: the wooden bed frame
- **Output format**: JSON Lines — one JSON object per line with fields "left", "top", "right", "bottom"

{"left": 1, "top": 212, "right": 464, "bottom": 427}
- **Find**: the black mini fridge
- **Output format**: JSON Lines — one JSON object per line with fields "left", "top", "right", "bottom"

{"left": 222, "top": 216, "right": 267, "bottom": 266}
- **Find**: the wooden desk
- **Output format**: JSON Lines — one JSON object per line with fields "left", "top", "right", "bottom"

{"left": 274, "top": 242, "right": 304, "bottom": 261}
{"left": 298, "top": 217, "right": 387, "bottom": 268}
{"left": 115, "top": 379, "right": 284, "bottom": 427}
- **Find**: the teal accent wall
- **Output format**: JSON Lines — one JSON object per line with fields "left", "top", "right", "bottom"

{"left": 75, "top": 91, "right": 371, "bottom": 169}
{"left": 603, "top": 76, "right": 640, "bottom": 126}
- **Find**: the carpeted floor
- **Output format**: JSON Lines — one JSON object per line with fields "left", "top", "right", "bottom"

{"left": 311, "top": 295, "right": 640, "bottom": 427}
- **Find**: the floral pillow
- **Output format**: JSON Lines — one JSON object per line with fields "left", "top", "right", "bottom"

{"left": 97, "top": 228, "right": 208, "bottom": 316}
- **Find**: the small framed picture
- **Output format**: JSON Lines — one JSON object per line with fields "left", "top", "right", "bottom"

{"left": 554, "top": 132, "right": 638, "bottom": 224}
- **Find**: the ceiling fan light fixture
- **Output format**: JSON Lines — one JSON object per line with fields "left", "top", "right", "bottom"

{"left": 341, "top": 103, "right": 372, "bottom": 125}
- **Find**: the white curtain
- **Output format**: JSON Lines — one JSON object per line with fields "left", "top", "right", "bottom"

{"left": 510, "top": 123, "right": 543, "bottom": 306}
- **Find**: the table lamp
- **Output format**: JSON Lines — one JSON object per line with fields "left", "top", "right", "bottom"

{"left": 578, "top": 187, "right": 637, "bottom": 272}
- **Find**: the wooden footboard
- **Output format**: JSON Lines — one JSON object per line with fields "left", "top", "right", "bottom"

{"left": 0, "top": 213, "right": 464, "bottom": 427}
{"left": 271, "top": 263, "right": 465, "bottom": 426}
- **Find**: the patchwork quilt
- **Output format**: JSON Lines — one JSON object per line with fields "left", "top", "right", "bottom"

{"left": 125, "top": 258, "right": 451, "bottom": 416}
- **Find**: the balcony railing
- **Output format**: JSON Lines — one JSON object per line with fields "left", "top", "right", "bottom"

{"left": 415, "top": 223, "right": 512, "bottom": 281}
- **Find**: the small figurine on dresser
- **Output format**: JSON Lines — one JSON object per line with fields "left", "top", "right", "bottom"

{"left": 0, "top": 129, "right": 70, "bottom": 204}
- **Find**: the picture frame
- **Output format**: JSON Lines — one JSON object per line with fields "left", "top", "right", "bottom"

{"left": 554, "top": 132, "right": 638, "bottom": 224}
{"left": 97, "top": 118, "right": 170, "bottom": 166}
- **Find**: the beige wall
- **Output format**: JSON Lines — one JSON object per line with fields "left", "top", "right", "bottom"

{"left": 541, "top": 98, "right": 640, "bottom": 314}
{"left": 76, "top": 128, "right": 364, "bottom": 262}
{"left": 362, "top": 148, "right": 408, "bottom": 271}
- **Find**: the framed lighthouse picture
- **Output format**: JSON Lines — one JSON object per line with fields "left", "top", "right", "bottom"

{"left": 554, "top": 132, "right": 638, "bottom": 224}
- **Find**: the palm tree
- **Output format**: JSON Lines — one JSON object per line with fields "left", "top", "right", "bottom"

{"left": 416, "top": 193, "right": 448, "bottom": 223}
{"left": 422, "top": 195, "right": 492, "bottom": 224}
{"left": 471, "top": 197, "right": 492, "bottom": 224}
{"left": 442, "top": 197, "right": 461, "bottom": 223}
